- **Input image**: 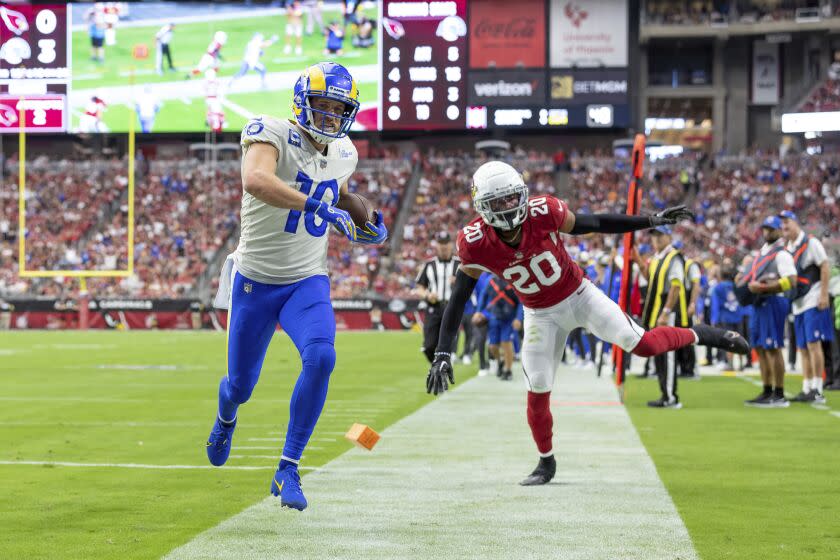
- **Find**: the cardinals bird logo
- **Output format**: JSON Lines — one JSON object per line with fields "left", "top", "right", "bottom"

{"left": 0, "top": 103, "right": 19, "bottom": 127}
{"left": 382, "top": 17, "right": 405, "bottom": 40}
{"left": 0, "top": 6, "right": 29, "bottom": 36}
{"left": 564, "top": 2, "right": 588, "bottom": 28}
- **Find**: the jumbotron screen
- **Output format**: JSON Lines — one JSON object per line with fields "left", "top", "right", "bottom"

{"left": 0, "top": 0, "right": 628, "bottom": 134}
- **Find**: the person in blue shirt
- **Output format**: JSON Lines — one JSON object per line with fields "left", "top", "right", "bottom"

{"left": 598, "top": 254, "right": 622, "bottom": 303}
{"left": 469, "top": 272, "right": 492, "bottom": 375}
{"left": 324, "top": 21, "right": 345, "bottom": 55}
{"left": 89, "top": 17, "right": 106, "bottom": 63}
{"left": 456, "top": 277, "right": 478, "bottom": 366}
{"left": 595, "top": 253, "right": 622, "bottom": 357}
{"left": 475, "top": 275, "right": 523, "bottom": 380}
{"left": 710, "top": 257, "right": 745, "bottom": 370}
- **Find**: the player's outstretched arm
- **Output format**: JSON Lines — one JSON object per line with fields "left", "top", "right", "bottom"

{"left": 426, "top": 267, "right": 480, "bottom": 395}
{"left": 564, "top": 205, "right": 695, "bottom": 235}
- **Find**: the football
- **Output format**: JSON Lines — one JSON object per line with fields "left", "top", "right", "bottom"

{"left": 336, "top": 192, "right": 376, "bottom": 227}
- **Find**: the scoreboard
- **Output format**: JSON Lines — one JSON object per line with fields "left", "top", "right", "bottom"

{"left": 380, "top": 0, "right": 468, "bottom": 130}
{"left": 0, "top": 4, "right": 69, "bottom": 132}
{"left": 1, "top": 1, "right": 627, "bottom": 134}
{"left": 380, "top": 0, "right": 629, "bottom": 131}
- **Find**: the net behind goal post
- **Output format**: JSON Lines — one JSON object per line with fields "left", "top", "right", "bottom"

{"left": 16, "top": 102, "right": 136, "bottom": 328}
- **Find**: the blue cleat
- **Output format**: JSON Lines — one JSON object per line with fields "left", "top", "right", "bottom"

{"left": 205, "top": 416, "right": 236, "bottom": 466}
{"left": 270, "top": 466, "right": 307, "bottom": 511}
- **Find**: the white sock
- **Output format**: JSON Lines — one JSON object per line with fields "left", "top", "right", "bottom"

{"left": 814, "top": 377, "right": 823, "bottom": 393}
{"left": 803, "top": 378, "right": 811, "bottom": 393}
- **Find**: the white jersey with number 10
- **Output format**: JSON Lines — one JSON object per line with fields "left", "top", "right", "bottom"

{"left": 235, "top": 116, "right": 358, "bottom": 284}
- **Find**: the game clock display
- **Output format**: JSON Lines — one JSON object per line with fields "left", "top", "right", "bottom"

{"left": 0, "top": 0, "right": 629, "bottom": 133}
{"left": 379, "top": 0, "right": 468, "bottom": 130}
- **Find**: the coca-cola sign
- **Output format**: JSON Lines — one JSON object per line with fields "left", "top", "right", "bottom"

{"left": 473, "top": 18, "right": 538, "bottom": 40}
{"left": 469, "top": 0, "right": 545, "bottom": 69}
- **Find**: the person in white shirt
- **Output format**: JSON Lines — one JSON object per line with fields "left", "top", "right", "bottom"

{"left": 155, "top": 23, "right": 176, "bottom": 75}
{"left": 230, "top": 33, "right": 278, "bottom": 87}
{"left": 134, "top": 86, "right": 161, "bottom": 133}
{"left": 780, "top": 210, "right": 833, "bottom": 403}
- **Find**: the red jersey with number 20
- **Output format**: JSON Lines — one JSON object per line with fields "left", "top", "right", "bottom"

{"left": 456, "top": 195, "right": 583, "bottom": 309}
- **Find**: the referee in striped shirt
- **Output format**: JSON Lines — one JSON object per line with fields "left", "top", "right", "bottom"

{"left": 415, "top": 231, "right": 460, "bottom": 363}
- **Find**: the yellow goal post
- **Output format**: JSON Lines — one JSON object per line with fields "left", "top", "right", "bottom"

{"left": 16, "top": 100, "right": 135, "bottom": 282}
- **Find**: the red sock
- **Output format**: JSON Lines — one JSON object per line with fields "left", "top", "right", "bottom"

{"left": 526, "top": 391, "right": 553, "bottom": 455}
{"left": 632, "top": 326, "right": 697, "bottom": 357}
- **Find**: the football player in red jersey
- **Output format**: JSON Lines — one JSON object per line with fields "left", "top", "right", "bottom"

{"left": 425, "top": 161, "right": 750, "bottom": 486}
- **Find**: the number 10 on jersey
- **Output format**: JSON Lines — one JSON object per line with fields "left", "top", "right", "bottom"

{"left": 284, "top": 171, "right": 339, "bottom": 237}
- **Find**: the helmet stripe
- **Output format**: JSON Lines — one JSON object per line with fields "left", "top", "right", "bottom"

{"left": 349, "top": 79, "right": 358, "bottom": 100}
{"left": 308, "top": 65, "right": 327, "bottom": 92}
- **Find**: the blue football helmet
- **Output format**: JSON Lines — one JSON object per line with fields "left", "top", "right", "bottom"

{"left": 292, "top": 62, "right": 360, "bottom": 144}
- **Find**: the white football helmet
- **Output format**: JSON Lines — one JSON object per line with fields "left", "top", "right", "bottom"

{"left": 214, "top": 31, "right": 228, "bottom": 45}
{"left": 472, "top": 161, "right": 529, "bottom": 231}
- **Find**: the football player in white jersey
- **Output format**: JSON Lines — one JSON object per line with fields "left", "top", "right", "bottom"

{"left": 206, "top": 62, "right": 388, "bottom": 511}
{"left": 230, "top": 32, "right": 278, "bottom": 88}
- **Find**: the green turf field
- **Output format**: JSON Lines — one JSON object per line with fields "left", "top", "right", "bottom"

{"left": 626, "top": 375, "right": 840, "bottom": 559}
{"left": 0, "top": 330, "right": 455, "bottom": 559}
{"left": 70, "top": 7, "right": 378, "bottom": 132}
{"left": 3, "top": 331, "right": 840, "bottom": 559}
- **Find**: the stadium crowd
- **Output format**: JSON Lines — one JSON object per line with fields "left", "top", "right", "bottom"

{"left": 2, "top": 148, "right": 839, "bottom": 307}
{"left": 1, "top": 155, "right": 412, "bottom": 301}
{"left": 643, "top": 0, "right": 840, "bottom": 25}
{"left": 798, "top": 79, "right": 840, "bottom": 113}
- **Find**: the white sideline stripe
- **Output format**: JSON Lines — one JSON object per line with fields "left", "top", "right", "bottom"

{"left": 219, "top": 98, "right": 254, "bottom": 120}
{"left": 165, "top": 368, "right": 698, "bottom": 560}
{"left": 0, "top": 460, "right": 269, "bottom": 471}
{"left": 830, "top": 411, "right": 840, "bottom": 419}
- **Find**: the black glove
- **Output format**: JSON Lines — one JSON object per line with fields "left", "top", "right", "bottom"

{"left": 426, "top": 352, "right": 454, "bottom": 395}
{"left": 650, "top": 205, "right": 694, "bottom": 226}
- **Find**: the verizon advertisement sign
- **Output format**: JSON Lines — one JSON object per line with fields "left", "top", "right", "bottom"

{"left": 550, "top": 0, "right": 628, "bottom": 68}
{"left": 467, "top": 70, "right": 546, "bottom": 106}
{"left": 469, "top": 0, "right": 546, "bottom": 69}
